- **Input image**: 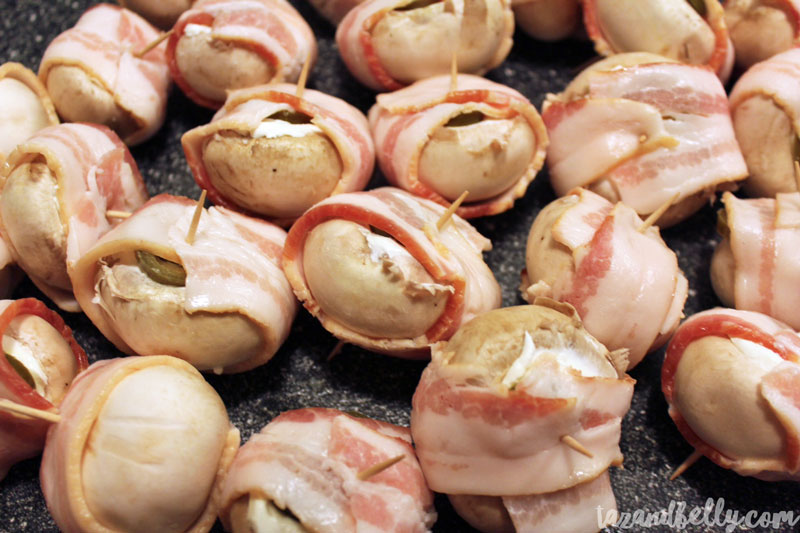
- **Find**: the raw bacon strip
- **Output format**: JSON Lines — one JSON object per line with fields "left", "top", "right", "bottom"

{"left": 167, "top": 0, "right": 316, "bottom": 109}
{"left": 720, "top": 192, "right": 800, "bottom": 330}
{"left": 182, "top": 83, "right": 374, "bottom": 226}
{"left": 543, "top": 61, "right": 747, "bottom": 222}
{"left": 502, "top": 471, "right": 617, "bottom": 533}
{"left": 0, "top": 298, "right": 87, "bottom": 481}
{"left": 0, "top": 123, "right": 148, "bottom": 311}
{"left": 38, "top": 4, "right": 170, "bottom": 146}
{"left": 411, "top": 305, "right": 634, "bottom": 497}
{"left": 282, "top": 187, "right": 501, "bottom": 356}
{"left": 219, "top": 408, "right": 436, "bottom": 533}
{"left": 582, "top": 0, "right": 734, "bottom": 81}
{"left": 523, "top": 189, "right": 688, "bottom": 369}
{"left": 69, "top": 194, "right": 297, "bottom": 374}
{"left": 40, "top": 355, "right": 240, "bottom": 533}
{"left": 368, "top": 74, "right": 548, "bottom": 218}
{"left": 663, "top": 308, "right": 800, "bottom": 480}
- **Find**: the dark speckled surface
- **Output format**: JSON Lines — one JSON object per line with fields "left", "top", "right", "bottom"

{"left": 1, "top": 1, "right": 799, "bottom": 532}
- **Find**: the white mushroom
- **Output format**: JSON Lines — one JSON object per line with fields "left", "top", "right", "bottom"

{"left": 371, "top": 0, "right": 509, "bottom": 84}
{"left": 418, "top": 113, "right": 536, "bottom": 202}
{"left": 512, "top": 0, "right": 579, "bottom": 41}
{"left": 732, "top": 94, "right": 798, "bottom": 197}
{"left": 175, "top": 24, "right": 276, "bottom": 104}
{"left": 672, "top": 335, "right": 786, "bottom": 463}
{"left": 45, "top": 65, "right": 139, "bottom": 141}
{"left": 0, "top": 160, "right": 70, "bottom": 292}
{"left": 302, "top": 219, "right": 452, "bottom": 339}
{"left": 725, "top": 0, "right": 797, "bottom": 69}
{"left": 94, "top": 251, "right": 264, "bottom": 372}
{"left": 2, "top": 313, "right": 79, "bottom": 405}
{"left": 202, "top": 112, "right": 343, "bottom": 219}
{"left": 0, "top": 78, "right": 53, "bottom": 162}
{"left": 81, "top": 362, "right": 231, "bottom": 533}
{"left": 592, "top": 0, "right": 716, "bottom": 66}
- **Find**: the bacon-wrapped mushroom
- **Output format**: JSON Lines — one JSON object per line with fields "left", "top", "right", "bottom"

{"left": 0, "top": 123, "right": 149, "bottom": 312}
{"left": 0, "top": 62, "right": 59, "bottom": 166}
{"left": 40, "top": 355, "right": 240, "bottom": 533}
{"left": 119, "top": 0, "right": 197, "bottom": 29}
{"left": 582, "top": 0, "right": 735, "bottom": 81}
{"left": 167, "top": 0, "right": 317, "bottom": 109}
{"left": 183, "top": 84, "right": 374, "bottom": 226}
{"left": 368, "top": 74, "right": 547, "bottom": 218}
{"left": 282, "top": 187, "right": 501, "bottom": 357}
{"left": 542, "top": 52, "right": 747, "bottom": 227}
{"left": 522, "top": 188, "right": 687, "bottom": 370}
{"left": 70, "top": 194, "right": 297, "bottom": 374}
{"left": 219, "top": 408, "right": 437, "bottom": 532}
{"left": 711, "top": 191, "right": 800, "bottom": 330}
{"left": 336, "top": 0, "right": 514, "bottom": 91}
{"left": 724, "top": 0, "right": 800, "bottom": 69}
{"left": 729, "top": 48, "right": 800, "bottom": 197}
{"left": 663, "top": 308, "right": 800, "bottom": 481}
{"left": 512, "top": 0, "right": 580, "bottom": 41}
{"left": 38, "top": 4, "right": 170, "bottom": 146}
{"left": 411, "top": 303, "right": 634, "bottom": 532}
{"left": 0, "top": 298, "right": 87, "bottom": 480}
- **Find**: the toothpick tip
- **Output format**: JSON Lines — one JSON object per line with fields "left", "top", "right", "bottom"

{"left": 436, "top": 190, "right": 469, "bottom": 231}
{"left": 561, "top": 435, "right": 594, "bottom": 458}
{"left": 669, "top": 449, "right": 703, "bottom": 481}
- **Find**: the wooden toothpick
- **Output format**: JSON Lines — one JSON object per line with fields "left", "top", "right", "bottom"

{"left": 449, "top": 49, "right": 459, "bottom": 94}
{"left": 106, "top": 210, "right": 132, "bottom": 219}
{"left": 436, "top": 190, "right": 469, "bottom": 231}
{"left": 357, "top": 454, "right": 405, "bottom": 480}
{"left": 295, "top": 50, "right": 313, "bottom": 100}
{"left": 327, "top": 340, "right": 345, "bottom": 362}
{"left": 0, "top": 399, "right": 61, "bottom": 424}
{"left": 561, "top": 435, "right": 594, "bottom": 458}
{"left": 638, "top": 192, "right": 680, "bottom": 233}
{"left": 134, "top": 30, "right": 172, "bottom": 59}
{"left": 669, "top": 449, "right": 703, "bottom": 481}
{"left": 185, "top": 189, "right": 207, "bottom": 245}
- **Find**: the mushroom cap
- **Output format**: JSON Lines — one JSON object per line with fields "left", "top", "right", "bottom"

{"left": 302, "top": 219, "right": 450, "bottom": 339}
{"left": 81, "top": 362, "right": 230, "bottom": 533}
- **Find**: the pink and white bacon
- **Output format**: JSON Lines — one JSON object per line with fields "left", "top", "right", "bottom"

{"left": 39, "top": 3, "right": 170, "bottom": 145}
{"left": 69, "top": 194, "right": 297, "bottom": 373}
{"left": 219, "top": 408, "right": 436, "bottom": 532}
{"left": 523, "top": 188, "right": 687, "bottom": 370}
{"left": 0, "top": 123, "right": 148, "bottom": 311}
{"left": 411, "top": 305, "right": 634, "bottom": 532}
{"left": 714, "top": 192, "right": 800, "bottom": 330}
{"left": 543, "top": 60, "right": 747, "bottom": 225}
{"left": 369, "top": 74, "right": 548, "bottom": 218}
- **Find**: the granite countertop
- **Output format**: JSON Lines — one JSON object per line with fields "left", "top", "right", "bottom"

{"left": 1, "top": 0, "right": 799, "bottom": 532}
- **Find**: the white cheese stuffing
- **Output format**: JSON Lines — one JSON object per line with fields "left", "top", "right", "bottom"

{"left": 183, "top": 23, "right": 212, "bottom": 36}
{"left": 360, "top": 227, "right": 410, "bottom": 264}
{"left": 253, "top": 121, "right": 322, "bottom": 139}
{"left": 730, "top": 337, "right": 784, "bottom": 373}
{"left": 502, "top": 332, "right": 608, "bottom": 389}
{"left": 247, "top": 496, "right": 307, "bottom": 533}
